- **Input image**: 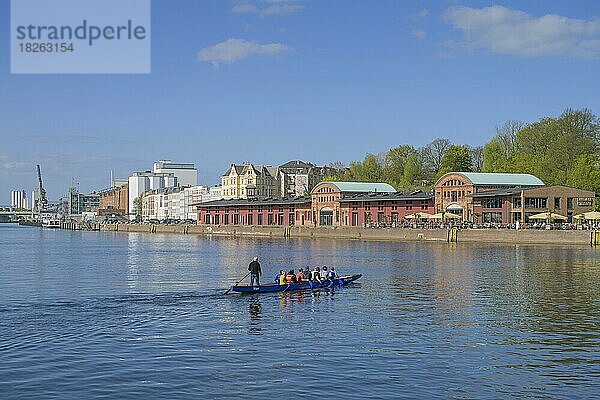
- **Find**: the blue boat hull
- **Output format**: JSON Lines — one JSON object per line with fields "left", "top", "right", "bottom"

{"left": 230, "top": 274, "right": 362, "bottom": 294}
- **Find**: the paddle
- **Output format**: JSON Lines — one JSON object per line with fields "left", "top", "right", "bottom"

{"left": 224, "top": 272, "right": 251, "bottom": 295}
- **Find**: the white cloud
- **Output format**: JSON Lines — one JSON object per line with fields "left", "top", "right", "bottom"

{"left": 232, "top": 3, "right": 259, "bottom": 14}
{"left": 232, "top": 0, "right": 304, "bottom": 17}
{"left": 411, "top": 28, "right": 427, "bottom": 40}
{"left": 415, "top": 9, "right": 429, "bottom": 19}
{"left": 198, "top": 38, "right": 291, "bottom": 66}
{"left": 22, "top": 134, "right": 103, "bottom": 145}
{"left": 0, "top": 155, "right": 30, "bottom": 176}
{"left": 442, "top": 5, "right": 600, "bottom": 58}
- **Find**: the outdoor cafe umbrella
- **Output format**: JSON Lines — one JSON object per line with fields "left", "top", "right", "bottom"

{"left": 405, "top": 212, "right": 433, "bottom": 219}
{"left": 443, "top": 213, "right": 462, "bottom": 220}
{"left": 583, "top": 211, "right": 600, "bottom": 221}
{"left": 428, "top": 212, "right": 461, "bottom": 221}
{"left": 528, "top": 211, "right": 567, "bottom": 221}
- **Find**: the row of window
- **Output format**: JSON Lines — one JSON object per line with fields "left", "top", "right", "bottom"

{"left": 316, "top": 187, "right": 335, "bottom": 193}
{"left": 206, "top": 206, "right": 294, "bottom": 213}
{"left": 317, "top": 210, "right": 406, "bottom": 226}
{"left": 348, "top": 200, "right": 431, "bottom": 206}
{"left": 479, "top": 197, "right": 577, "bottom": 210}
{"left": 361, "top": 205, "right": 429, "bottom": 211}
{"left": 443, "top": 190, "right": 470, "bottom": 202}
{"left": 317, "top": 195, "right": 336, "bottom": 202}
{"left": 205, "top": 213, "right": 296, "bottom": 226}
{"left": 441, "top": 179, "right": 465, "bottom": 187}
{"left": 482, "top": 198, "right": 503, "bottom": 209}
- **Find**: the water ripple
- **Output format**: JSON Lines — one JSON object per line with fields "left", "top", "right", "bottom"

{"left": 1, "top": 226, "right": 599, "bottom": 399}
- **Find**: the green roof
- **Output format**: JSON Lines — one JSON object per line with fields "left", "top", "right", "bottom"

{"left": 326, "top": 182, "right": 396, "bottom": 193}
{"left": 447, "top": 172, "right": 544, "bottom": 186}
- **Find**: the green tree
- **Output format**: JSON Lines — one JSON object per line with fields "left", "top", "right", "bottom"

{"left": 439, "top": 145, "right": 473, "bottom": 177}
{"left": 383, "top": 145, "right": 417, "bottom": 187}
{"left": 400, "top": 152, "right": 422, "bottom": 189}
{"left": 482, "top": 120, "right": 525, "bottom": 172}
{"left": 567, "top": 154, "right": 600, "bottom": 210}
{"left": 512, "top": 109, "right": 599, "bottom": 185}
{"left": 133, "top": 196, "right": 143, "bottom": 222}
{"left": 349, "top": 153, "right": 384, "bottom": 182}
{"left": 482, "top": 138, "right": 510, "bottom": 172}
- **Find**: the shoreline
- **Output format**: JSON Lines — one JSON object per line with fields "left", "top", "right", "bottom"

{"left": 99, "top": 223, "right": 599, "bottom": 246}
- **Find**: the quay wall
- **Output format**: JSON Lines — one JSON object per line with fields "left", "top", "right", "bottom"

{"left": 100, "top": 224, "right": 597, "bottom": 246}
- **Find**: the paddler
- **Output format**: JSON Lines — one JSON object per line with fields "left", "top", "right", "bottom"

{"left": 248, "top": 257, "right": 261, "bottom": 286}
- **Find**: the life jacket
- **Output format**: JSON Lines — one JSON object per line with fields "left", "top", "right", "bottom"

{"left": 286, "top": 274, "right": 296, "bottom": 283}
{"left": 279, "top": 274, "right": 287, "bottom": 285}
{"left": 311, "top": 270, "right": 320, "bottom": 281}
{"left": 296, "top": 271, "right": 304, "bottom": 281}
{"left": 274, "top": 273, "right": 281, "bottom": 283}
{"left": 329, "top": 270, "right": 336, "bottom": 279}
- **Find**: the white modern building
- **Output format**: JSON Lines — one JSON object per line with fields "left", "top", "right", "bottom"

{"left": 125, "top": 160, "right": 199, "bottom": 220}
{"left": 141, "top": 185, "right": 220, "bottom": 221}
{"left": 209, "top": 185, "right": 222, "bottom": 199}
{"left": 153, "top": 160, "right": 198, "bottom": 187}
{"left": 11, "top": 190, "right": 28, "bottom": 209}
{"left": 128, "top": 171, "right": 177, "bottom": 220}
{"left": 31, "top": 190, "right": 37, "bottom": 214}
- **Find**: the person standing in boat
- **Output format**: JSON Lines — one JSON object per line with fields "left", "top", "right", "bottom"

{"left": 248, "top": 257, "right": 261, "bottom": 286}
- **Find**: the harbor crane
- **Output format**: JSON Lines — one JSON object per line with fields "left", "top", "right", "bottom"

{"left": 35, "top": 164, "right": 48, "bottom": 215}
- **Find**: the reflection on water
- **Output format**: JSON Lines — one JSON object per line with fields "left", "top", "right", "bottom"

{"left": 0, "top": 225, "right": 599, "bottom": 399}
{"left": 248, "top": 298, "right": 262, "bottom": 319}
{"left": 431, "top": 243, "right": 476, "bottom": 328}
{"left": 247, "top": 298, "right": 262, "bottom": 335}
{"left": 127, "top": 233, "right": 141, "bottom": 290}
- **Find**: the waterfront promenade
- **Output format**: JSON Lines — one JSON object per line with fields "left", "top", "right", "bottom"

{"left": 100, "top": 223, "right": 598, "bottom": 246}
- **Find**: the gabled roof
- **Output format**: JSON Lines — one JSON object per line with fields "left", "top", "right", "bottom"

{"left": 222, "top": 164, "right": 245, "bottom": 177}
{"left": 243, "top": 164, "right": 262, "bottom": 175}
{"left": 279, "top": 160, "right": 314, "bottom": 169}
{"left": 323, "top": 182, "right": 396, "bottom": 193}
{"left": 265, "top": 166, "right": 279, "bottom": 178}
{"left": 441, "top": 172, "right": 544, "bottom": 186}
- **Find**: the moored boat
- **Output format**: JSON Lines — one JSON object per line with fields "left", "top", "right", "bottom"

{"left": 42, "top": 218, "right": 61, "bottom": 229}
{"left": 229, "top": 274, "right": 362, "bottom": 294}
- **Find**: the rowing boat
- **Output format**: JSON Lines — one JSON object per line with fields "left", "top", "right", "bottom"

{"left": 229, "top": 274, "right": 362, "bottom": 294}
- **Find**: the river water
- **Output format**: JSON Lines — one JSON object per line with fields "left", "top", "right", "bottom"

{"left": 1, "top": 224, "right": 599, "bottom": 399}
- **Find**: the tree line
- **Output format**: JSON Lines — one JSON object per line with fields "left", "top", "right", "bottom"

{"left": 327, "top": 108, "right": 600, "bottom": 199}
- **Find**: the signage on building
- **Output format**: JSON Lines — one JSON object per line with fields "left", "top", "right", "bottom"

{"left": 577, "top": 198, "right": 593, "bottom": 206}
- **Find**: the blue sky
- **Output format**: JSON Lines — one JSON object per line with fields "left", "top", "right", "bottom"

{"left": 1, "top": 0, "right": 599, "bottom": 201}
